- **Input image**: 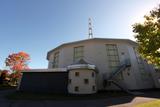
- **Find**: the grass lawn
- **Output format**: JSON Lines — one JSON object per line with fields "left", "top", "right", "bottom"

{"left": 135, "top": 100, "right": 160, "bottom": 107}
{"left": 6, "top": 91, "right": 131, "bottom": 100}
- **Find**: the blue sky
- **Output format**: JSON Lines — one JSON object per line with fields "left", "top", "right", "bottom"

{"left": 0, "top": 0, "right": 159, "bottom": 69}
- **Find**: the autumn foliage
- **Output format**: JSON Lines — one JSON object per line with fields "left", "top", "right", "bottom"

{"left": 1, "top": 70, "right": 9, "bottom": 75}
{"left": 5, "top": 51, "right": 30, "bottom": 71}
{"left": 5, "top": 52, "right": 30, "bottom": 85}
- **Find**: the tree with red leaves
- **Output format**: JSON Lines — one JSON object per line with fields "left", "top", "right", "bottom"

{"left": 5, "top": 52, "right": 30, "bottom": 85}
{"left": 5, "top": 52, "right": 30, "bottom": 71}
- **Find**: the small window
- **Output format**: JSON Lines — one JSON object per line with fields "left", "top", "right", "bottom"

{"left": 75, "top": 86, "right": 79, "bottom": 92}
{"left": 121, "top": 52, "right": 125, "bottom": 55}
{"left": 68, "top": 79, "right": 71, "bottom": 84}
{"left": 92, "top": 86, "right": 96, "bottom": 91}
{"left": 75, "top": 72, "right": 79, "bottom": 77}
{"left": 92, "top": 72, "right": 95, "bottom": 77}
{"left": 84, "top": 79, "right": 89, "bottom": 84}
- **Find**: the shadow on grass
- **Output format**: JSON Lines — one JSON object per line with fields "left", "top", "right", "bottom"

{"left": 4, "top": 89, "right": 160, "bottom": 107}
{"left": 0, "top": 84, "right": 16, "bottom": 90}
{"left": 6, "top": 90, "right": 132, "bottom": 101}
{"left": 6, "top": 91, "right": 137, "bottom": 106}
{"left": 138, "top": 89, "right": 160, "bottom": 99}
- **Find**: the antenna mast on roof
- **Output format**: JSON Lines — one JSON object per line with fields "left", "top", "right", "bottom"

{"left": 88, "top": 18, "right": 93, "bottom": 39}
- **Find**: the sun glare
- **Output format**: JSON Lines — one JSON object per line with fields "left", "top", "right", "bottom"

{"left": 132, "top": 3, "right": 159, "bottom": 24}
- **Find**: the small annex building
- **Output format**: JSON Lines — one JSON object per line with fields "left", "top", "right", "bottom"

{"left": 18, "top": 38, "right": 160, "bottom": 94}
{"left": 67, "top": 59, "right": 97, "bottom": 94}
{"left": 19, "top": 59, "right": 97, "bottom": 94}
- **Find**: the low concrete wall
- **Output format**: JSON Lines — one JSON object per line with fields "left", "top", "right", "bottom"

{"left": 19, "top": 72, "right": 68, "bottom": 93}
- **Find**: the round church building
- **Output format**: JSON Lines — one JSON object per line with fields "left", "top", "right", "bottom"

{"left": 67, "top": 59, "right": 97, "bottom": 94}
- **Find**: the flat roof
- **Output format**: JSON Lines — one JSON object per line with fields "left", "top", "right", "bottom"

{"left": 22, "top": 68, "right": 67, "bottom": 73}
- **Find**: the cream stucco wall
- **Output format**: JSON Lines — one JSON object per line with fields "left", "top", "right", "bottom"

{"left": 47, "top": 39, "right": 156, "bottom": 90}
{"left": 68, "top": 69, "right": 97, "bottom": 94}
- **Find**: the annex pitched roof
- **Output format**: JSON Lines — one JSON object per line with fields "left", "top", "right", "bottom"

{"left": 67, "top": 59, "right": 96, "bottom": 70}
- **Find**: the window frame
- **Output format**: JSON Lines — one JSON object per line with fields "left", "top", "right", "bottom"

{"left": 73, "top": 46, "right": 84, "bottom": 62}
{"left": 106, "top": 44, "right": 123, "bottom": 80}
{"left": 52, "top": 51, "right": 59, "bottom": 68}
{"left": 133, "top": 47, "right": 150, "bottom": 79}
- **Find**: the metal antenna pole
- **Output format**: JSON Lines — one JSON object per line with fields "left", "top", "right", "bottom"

{"left": 88, "top": 18, "right": 93, "bottom": 39}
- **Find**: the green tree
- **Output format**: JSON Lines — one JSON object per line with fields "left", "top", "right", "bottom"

{"left": 133, "top": 5, "right": 160, "bottom": 68}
